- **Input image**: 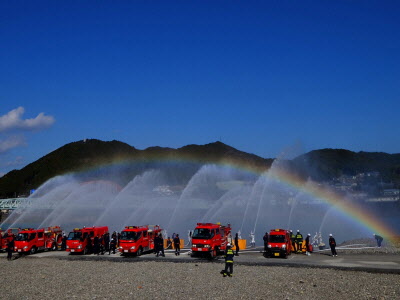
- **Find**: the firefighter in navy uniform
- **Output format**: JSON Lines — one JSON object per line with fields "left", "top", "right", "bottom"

{"left": 222, "top": 243, "right": 235, "bottom": 277}
{"left": 7, "top": 237, "right": 14, "bottom": 261}
{"left": 329, "top": 234, "right": 337, "bottom": 257}
{"left": 373, "top": 234, "right": 383, "bottom": 247}
{"left": 295, "top": 230, "right": 303, "bottom": 253}
{"left": 234, "top": 233, "right": 240, "bottom": 256}
{"left": 263, "top": 232, "right": 269, "bottom": 255}
{"left": 173, "top": 234, "right": 180, "bottom": 256}
{"left": 109, "top": 238, "right": 116, "bottom": 255}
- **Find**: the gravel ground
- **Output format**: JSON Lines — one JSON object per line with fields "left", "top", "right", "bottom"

{"left": 1, "top": 257, "right": 399, "bottom": 300}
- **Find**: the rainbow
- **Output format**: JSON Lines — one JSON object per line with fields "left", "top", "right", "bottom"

{"left": 67, "top": 155, "right": 398, "bottom": 241}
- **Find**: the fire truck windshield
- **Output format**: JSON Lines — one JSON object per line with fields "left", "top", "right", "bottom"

{"left": 269, "top": 235, "right": 286, "bottom": 243}
{"left": 16, "top": 233, "right": 35, "bottom": 241}
{"left": 120, "top": 231, "right": 140, "bottom": 241}
{"left": 192, "top": 228, "right": 214, "bottom": 239}
{"left": 68, "top": 232, "right": 82, "bottom": 240}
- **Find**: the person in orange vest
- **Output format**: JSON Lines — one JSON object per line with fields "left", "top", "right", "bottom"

{"left": 290, "top": 230, "right": 296, "bottom": 252}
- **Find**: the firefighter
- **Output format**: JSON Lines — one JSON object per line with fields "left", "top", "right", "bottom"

{"left": 295, "top": 230, "right": 303, "bottom": 253}
{"left": 158, "top": 233, "right": 165, "bottom": 257}
{"left": 93, "top": 235, "right": 100, "bottom": 255}
{"left": 222, "top": 243, "right": 235, "bottom": 277}
{"left": 154, "top": 233, "right": 160, "bottom": 256}
{"left": 98, "top": 235, "right": 104, "bottom": 255}
{"left": 173, "top": 234, "right": 180, "bottom": 256}
{"left": 234, "top": 233, "right": 240, "bottom": 256}
{"left": 263, "top": 232, "right": 269, "bottom": 254}
{"left": 373, "top": 234, "right": 383, "bottom": 248}
{"left": 249, "top": 231, "right": 255, "bottom": 248}
{"left": 7, "top": 237, "right": 14, "bottom": 261}
{"left": 61, "top": 233, "right": 67, "bottom": 251}
{"left": 290, "top": 230, "right": 296, "bottom": 252}
{"left": 104, "top": 232, "right": 110, "bottom": 253}
{"left": 166, "top": 237, "right": 172, "bottom": 249}
{"left": 305, "top": 233, "right": 311, "bottom": 256}
{"left": 86, "top": 235, "right": 92, "bottom": 254}
{"left": 109, "top": 238, "right": 116, "bottom": 254}
{"left": 329, "top": 234, "right": 337, "bottom": 257}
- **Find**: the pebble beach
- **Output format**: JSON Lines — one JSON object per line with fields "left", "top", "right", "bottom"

{"left": 1, "top": 256, "right": 399, "bottom": 300}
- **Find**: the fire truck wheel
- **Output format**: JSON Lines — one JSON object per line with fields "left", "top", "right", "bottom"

{"left": 30, "top": 247, "right": 37, "bottom": 255}
{"left": 83, "top": 248, "right": 88, "bottom": 255}
{"left": 136, "top": 247, "right": 143, "bottom": 256}
{"left": 51, "top": 243, "right": 57, "bottom": 251}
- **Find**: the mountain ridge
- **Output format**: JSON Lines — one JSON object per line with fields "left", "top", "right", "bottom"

{"left": 0, "top": 139, "right": 399, "bottom": 197}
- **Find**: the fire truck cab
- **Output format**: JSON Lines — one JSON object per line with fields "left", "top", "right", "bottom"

{"left": 119, "top": 225, "right": 162, "bottom": 256}
{"left": 267, "top": 228, "right": 291, "bottom": 258}
{"left": 0, "top": 228, "right": 17, "bottom": 251}
{"left": 191, "top": 223, "right": 231, "bottom": 258}
{"left": 14, "top": 226, "right": 62, "bottom": 254}
{"left": 66, "top": 226, "right": 109, "bottom": 254}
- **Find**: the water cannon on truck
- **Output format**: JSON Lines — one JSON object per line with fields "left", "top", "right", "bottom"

{"left": 66, "top": 226, "right": 109, "bottom": 254}
{"left": 266, "top": 228, "right": 291, "bottom": 258}
{"left": 14, "top": 226, "right": 63, "bottom": 255}
{"left": 191, "top": 222, "right": 231, "bottom": 258}
{"left": 118, "top": 225, "right": 163, "bottom": 256}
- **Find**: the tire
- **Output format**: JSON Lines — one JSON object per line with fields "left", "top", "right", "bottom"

{"left": 51, "top": 243, "right": 57, "bottom": 251}
{"left": 137, "top": 247, "right": 143, "bottom": 257}
{"left": 83, "top": 248, "right": 88, "bottom": 255}
{"left": 30, "top": 247, "right": 37, "bottom": 255}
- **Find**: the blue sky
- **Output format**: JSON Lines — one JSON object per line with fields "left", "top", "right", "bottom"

{"left": 1, "top": 1, "right": 399, "bottom": 176}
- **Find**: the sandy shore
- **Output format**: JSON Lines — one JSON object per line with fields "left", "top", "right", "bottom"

{"left": 1, "top": 256, "right": 399, "bottom": 300}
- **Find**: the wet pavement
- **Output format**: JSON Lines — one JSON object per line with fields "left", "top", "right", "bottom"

{"left": 2, "top": 246, "right": 399, "bottom": 274}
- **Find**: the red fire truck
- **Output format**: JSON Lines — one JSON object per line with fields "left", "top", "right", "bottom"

{"left": 191, "top": 223, "right": 231, "bottom": 258}
{"left": 266, "top": 228, "right": 291, "bottom": 258}
{"left": 0, "top": 228, "right": 17, "bottom": 251}
{"left": 66, "top": 226, "right": 108, "bottom": 254}
{"left": 14, "top": 226, "right": 63, "bottom": 254}
{"left": 119, "top": 225, "right": 162, "bottom": 256}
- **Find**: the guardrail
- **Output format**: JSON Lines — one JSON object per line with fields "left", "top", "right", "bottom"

{"left": 0, "top": 198, "right": 31, "bottom": 210}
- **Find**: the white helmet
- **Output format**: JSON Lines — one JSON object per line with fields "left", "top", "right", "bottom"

{"left": 227, "top": 243, "right": 231, "bottom": 247}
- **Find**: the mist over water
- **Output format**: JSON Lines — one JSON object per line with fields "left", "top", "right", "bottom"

{"left": 1, "top": 160, "right": 387, "bottom": 244}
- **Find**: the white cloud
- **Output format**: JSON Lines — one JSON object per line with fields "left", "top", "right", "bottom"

{"left": 0, "top": 135, "right": 26, "bottom": 153}
{"left": 0, "top": 106, "right": 55, "bottom": 132}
